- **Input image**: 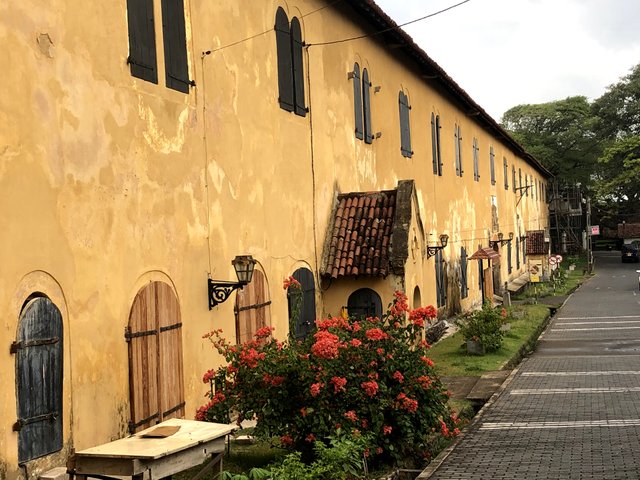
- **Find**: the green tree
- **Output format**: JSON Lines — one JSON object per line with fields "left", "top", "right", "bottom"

{"left": 592, "top": 64, "right": 640, "bottom": 223}
{"left": 501, "top": 96, "right": 600, "bottom": 185}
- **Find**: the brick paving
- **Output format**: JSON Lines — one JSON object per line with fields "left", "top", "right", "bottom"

{"left": 421, "top": 252, "right": 640, "bottom": 479}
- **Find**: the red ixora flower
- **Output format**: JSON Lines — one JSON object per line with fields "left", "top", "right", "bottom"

{"left": 361, "top": 380, "right": 379, "bottom": 397}
{"left": 316, "top": 317, "right": 350, "bottom": 330}
{"left": 254, "top": 326, "right": 274, "bottom": 339}
{"left": 343, "top": 410, "right": 358, "bottom": 422}
{"left": 305, "top": 433, "right": 316, "bottom": 443}
{"left": 396, "top": 392, "right": 419, "bottom": 412}
{"left": 280, "top": 434, "right": 294, "bottom": 446}
{"left": 365, "top": 328, "right": 389, "bottom": 341}
{"left": 283, "top": 276, "right": 301, "bottom": 290}
{"left": 331, "top": 376, "right": 347, "bottom": 393}
{"left": 311, "top": 330, "right": 341, "bottom": 359}
{"left": 383, "top": 425, "right": 393, "bottom": 435}
{"left": 390, "top": 291, "right": 409, "bottom": 317}
{"left": 239, "top": 348, "right": 265, "bottom": 368}
{"left": 202, "top": 369, "right": 216, "bottom": 384}
{"left": 393, "top": 370, "right": 404, "bottom": 383}
{"left": 310, "top": 382, "right": 324, "bottom": 397}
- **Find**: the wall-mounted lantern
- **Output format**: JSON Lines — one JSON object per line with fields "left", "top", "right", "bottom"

{"left": 490, "top": 232, "right": 514, "bottom": 248}
{"left": 426, "top": 234, "right": 449, "bottom": 259}
{"left": 208, "top": 255, "right": 257, "bottom": 310}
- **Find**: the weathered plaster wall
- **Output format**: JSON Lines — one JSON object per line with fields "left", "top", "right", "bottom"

{"left": 0, "top": 0, "right": 549, "bottom": 477}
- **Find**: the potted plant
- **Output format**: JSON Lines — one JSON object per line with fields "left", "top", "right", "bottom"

{"left": 456, "top": 303, "right": 507, "bottom": 355}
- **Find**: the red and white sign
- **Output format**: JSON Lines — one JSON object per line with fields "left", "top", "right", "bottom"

{"left": 591, "top": 225, "right": 600, "bottom": 235}
{"left": 549, "top": 256, "right": 557, "bottom": 265}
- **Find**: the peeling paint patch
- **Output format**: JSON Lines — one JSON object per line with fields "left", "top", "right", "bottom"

{"left": 138, "top": 100, "right": 189, "bottom": 154}
{"left": 37, "top": 33, "right": 54, "bottom": 58}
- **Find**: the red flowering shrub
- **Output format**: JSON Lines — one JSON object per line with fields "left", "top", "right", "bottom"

{"left": 197, "top": 292, "right": 458, "bottom": 461}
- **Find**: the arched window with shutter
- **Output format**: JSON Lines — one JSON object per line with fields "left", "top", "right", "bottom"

{"left": 348, "top": 288, "right": 383, "bottom": 319}
{"left": 275, "top": 7, "right": 294, "bottom": 112}
{"left": 235, "top": 269, "right": 272, "bottom": 344}
{"left": 362, "top": 68, "right": 373, "bottom": 143}
{"left": 126, "top": 281, "right": 184, "bottom": 433}
{"left": 14, "top": 296, "right": 63, "bottom": 463}
{"left": 353, "top": 63, "right": 363, "bottom": 140}
{"left": 460, "top": 247, "right": 468, "bottom": 299}
{"left": 399, "top": 91, "right": 412, "bottom": 157}
{"left": 288, "top": 268, "right": 316, "bottom": 339}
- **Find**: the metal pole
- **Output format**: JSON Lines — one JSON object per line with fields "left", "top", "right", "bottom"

{"left": 586, "top": 196, "right": 593, "bottom": 274}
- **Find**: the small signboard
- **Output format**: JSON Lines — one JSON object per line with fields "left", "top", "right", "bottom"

{"left": 529, "top": 259, "right": 543, "bottom": 283}
{"left": 591, "top": 225, "right": 600, "bottom": 235}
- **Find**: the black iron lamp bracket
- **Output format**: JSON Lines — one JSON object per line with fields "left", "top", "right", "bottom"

{"left": 426, "top": 245, "right": 445, "bottom": 259}
{"left": 208, "top": 280, "right": 244, "bottom": 310}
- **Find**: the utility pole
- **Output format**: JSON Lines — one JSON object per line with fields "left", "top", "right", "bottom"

{"left": 586, "top": 196, "right": 593, "bottom": 273}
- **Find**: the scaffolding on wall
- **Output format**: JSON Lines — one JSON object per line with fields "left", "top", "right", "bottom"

{"left": 548, "top": 181, "right": 586, "bottom": 254}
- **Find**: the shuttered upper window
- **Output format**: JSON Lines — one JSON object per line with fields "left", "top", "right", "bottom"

{"left": 161, "top": 0, "right": 190, "bottom": 93}
{"left": 512, "top": 165, "right": 516, "bottom": 193}
{"left": 454, "top": 124, "right": 463, "bottom": 177}
{"left": 503, "top": 157, "right": 509, "bottom": 190}
{"left": 353, "top": 64, "right": 373, "bottom": 143}
{"left": 127, "top": 0, "right": 158, "bottom": 84}
{"left": 276, "top": 8, "right": 306, "bottom": 116}
{"left": 127, "top": 0, "right": 190, "bottom": 93}
{"left": 398, "top": 91, "right": 412, "bottom": 157}
{"left": 472, "top": 138, "right": 480, "bottom": 181}
{"left": 431, "top": 113, "right": 442, "bottom": 175}
{"left": 489, "top": 146, "right": 496, "bottom": 185}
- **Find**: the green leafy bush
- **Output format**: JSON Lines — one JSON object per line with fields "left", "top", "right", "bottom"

{"left": 197, "top": 291, "right": 459, "bottom": 462}
{"left": 456, "top": 303, "right": 506, "bottom": 353}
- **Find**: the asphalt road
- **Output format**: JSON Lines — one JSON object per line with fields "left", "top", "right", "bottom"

{"left": 421, "top": 251, "right": 640, "bottom": 479}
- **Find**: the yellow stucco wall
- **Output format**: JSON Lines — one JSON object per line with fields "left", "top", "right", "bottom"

{"left": 0, "top": 1, "right": 549, "bottom": 477}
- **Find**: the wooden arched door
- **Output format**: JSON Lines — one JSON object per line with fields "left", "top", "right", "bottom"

{"left": 126, "top": 281, "right": 184, "bottom": 433}
{"left": 14, "top": 296, "right": 63, "bottom": 463}
{"left": 235, "top": 270, "right": 271, "bottom": 344}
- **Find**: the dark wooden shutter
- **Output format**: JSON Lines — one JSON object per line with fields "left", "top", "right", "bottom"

{"left": 235, "top": 270, "right": 271, "bottom": 344}
{"left": 275, "top": 8, "right": 294, "bottom": 112}
{"left": 490, "top": 147, "right": 495, "bottom": 185}
{"left": 290, "top": 17, "right": 306, "bottom": 117}
{"left": 362, "top": 68, "right": 373, "bottom": 143}
{"left": 353, "top": 63, "right": 363, "bottom": 140}
{"left": 347, "top": 288, "right": 382, "bottom": 319}
{"left": 126, "top": 0, "right": 158, "bottom": 83}
{"left": 504, "top": 158, "right": 509, "bottom": 190}
{"left": 431, "top": 114, "right": 438, "bottom": 174}
{"left": 519, "top": 168, "right": 522, "bottom": 191}
{"left": 436, "top": 115, "right": 442, "bottom": 174}
{"left": 435, "top": 250, "right": 446, "bottom": 308}
{"left": 513, "top": 165, "right": 516, "bottom": 193}
{"left": 473, "top": 138, "right": 479, "bottom": 181}
{"left": 516, "top": 238, "right": 520, "bottom": 269}
{"left": 399, "top": 91, "right": 412, "bottom": 157}
{"left": 290, "top": 268, "right": 316, "bottom": 339}
{"left": 460, "top": 247, "right": 468, "bottom": 299}
{"left": 14, "top": 297, "right": 63, "bottom": 463}
{"left": 161, "top": 0, "right": 190, "bottom": 93}
{"left": 454, "top": 124, "right": 460, "bottom": 176}
{"left": 507, "top": 241, "right": 513, "bottom": 274}
{"left": 127, "top": 282, "right": 184, "bottom": 433}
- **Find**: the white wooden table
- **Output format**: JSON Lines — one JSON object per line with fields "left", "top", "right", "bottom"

{"left": 70, "top": 419, "right": 235, "bottom": 480}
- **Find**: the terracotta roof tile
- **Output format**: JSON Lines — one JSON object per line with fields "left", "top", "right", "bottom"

{"left": 323, "top": 189, "right": 397, "bottom": 278}
{"left": 526, "top": 230, "right": 547, "bottom": 255}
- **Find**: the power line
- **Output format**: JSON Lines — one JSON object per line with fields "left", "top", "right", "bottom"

{"left": 307, "top": 0, "right": 472, "bottom": 47}
{"left": 202, "top": 0, "right": 345, "bottom": 56}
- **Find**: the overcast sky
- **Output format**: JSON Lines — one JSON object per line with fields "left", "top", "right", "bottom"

{"left": 374, "top": 0, "right": 640, "bottom": 121}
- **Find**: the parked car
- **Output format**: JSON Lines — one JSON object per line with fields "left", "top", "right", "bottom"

{"left": 621, "top": 243, "right": 639, "bottom": 263}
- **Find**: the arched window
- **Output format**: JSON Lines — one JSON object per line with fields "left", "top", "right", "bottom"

{"left": 126, "top": 281, "right": 184, "bottom": 433}
{"left": 235, "top": 269, "right": 271, "bottom": 344}
{"left": 288, "top": 268, "right": 316, "bottom": 339}
{"left": 412, "top": 286, "right": 422, "bottom": 309}
{"left": 347, "top": 288, "right": 382, "bottom": 319}
{"left": 275, "top": 8, "right": 306, "bottom": 116}
{"left": 14, "top": 296, "right": 63, "bottom": 463}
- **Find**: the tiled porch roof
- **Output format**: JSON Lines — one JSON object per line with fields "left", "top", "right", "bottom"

{"left": 323, "top": 189, "right": 397, "bottom": 278}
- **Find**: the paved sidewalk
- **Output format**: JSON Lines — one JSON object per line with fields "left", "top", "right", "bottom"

{"left": 421, "top": 253, "right": 640, "bottom": 479}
